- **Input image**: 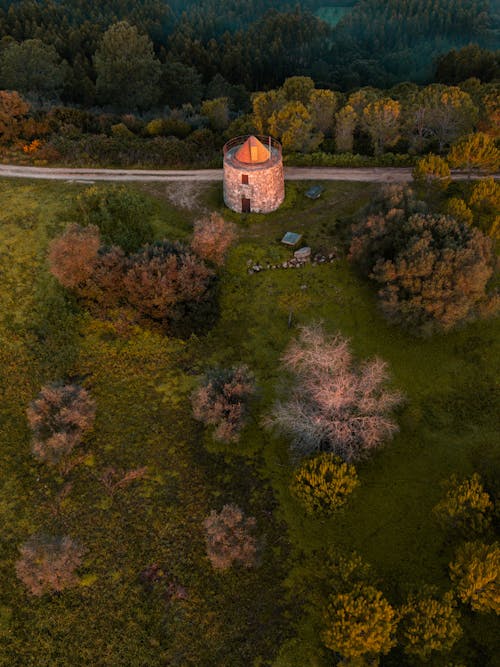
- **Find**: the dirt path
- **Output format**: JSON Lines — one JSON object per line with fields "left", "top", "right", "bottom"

{"left": 0, "top": 163, "right": 493, "bottom": 183}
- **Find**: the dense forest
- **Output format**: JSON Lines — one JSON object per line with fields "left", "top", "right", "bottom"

{"left": 0, "top": 0, "right": 498, "bottom": 107}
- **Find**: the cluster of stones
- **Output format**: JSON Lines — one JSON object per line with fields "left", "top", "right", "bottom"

{"left": 247, "top": 251, "right": 338, "bottom": 275}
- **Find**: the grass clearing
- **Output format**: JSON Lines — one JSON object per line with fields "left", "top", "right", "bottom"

{"left": 0, "top": 177, "right": 498, "bottom": 665}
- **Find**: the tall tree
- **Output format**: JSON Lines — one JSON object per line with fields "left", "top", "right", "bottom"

{"left": 94, "top": 21, "right": 161, "bottom": 111}
{"left": 0, "top": 39, "right": 67, "bottom": 100}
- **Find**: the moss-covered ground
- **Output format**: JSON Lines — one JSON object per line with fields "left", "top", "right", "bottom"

{"left": 0, "top": 178, "right": 498, "bottom": 665}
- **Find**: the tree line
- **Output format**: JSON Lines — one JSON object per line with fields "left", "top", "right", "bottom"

{"left": 0, "top": 0, "right": 498, "bottom": 106}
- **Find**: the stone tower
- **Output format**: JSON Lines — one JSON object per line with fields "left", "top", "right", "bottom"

{"left": 223, "top": 135, "right": 285, "bottom": 213}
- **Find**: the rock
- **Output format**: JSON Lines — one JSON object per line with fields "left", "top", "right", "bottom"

{"left": 248, "top": 269, "right": 254, "bottom": 275}
{"left": 252, "top": 265, "right": 260, "bottom": 272}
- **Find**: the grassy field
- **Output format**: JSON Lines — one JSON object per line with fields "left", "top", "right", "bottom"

{"left": 0, "top": 177, "right": 498, "bottom": 665}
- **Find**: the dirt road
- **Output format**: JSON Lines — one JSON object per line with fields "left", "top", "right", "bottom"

{"left": 0, "top": 163, "right": 492, "bottom": 183}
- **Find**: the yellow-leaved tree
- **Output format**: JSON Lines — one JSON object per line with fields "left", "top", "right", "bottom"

{"left": 362, "top": 98, "right": 401, "bottom": 154}
{"left": 449, "top": 541, "right": 500, "bottom": 614}
{"left": 448, "top": 132, "right": 500, "bottom": 175}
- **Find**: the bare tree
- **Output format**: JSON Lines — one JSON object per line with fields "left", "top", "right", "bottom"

{"left": 27, "top": 383, "right": 96, "bottom": 466}
{"left": 266, "top": 325, "right": 402, "bottom": 461}
{"left": 203, "top": 504, "right": 257, "bottom": 570}
{"left": 191, "top": 366, "right": 256, "bottom": 443}
{"left": 15, "top": 534, "right": 84, "bottom": 596}
{"left": 191, "top": 212, "right": 237, "bottom": 266}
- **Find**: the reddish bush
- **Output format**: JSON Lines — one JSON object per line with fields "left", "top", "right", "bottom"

{"left": 350, "top": 212, "right": 497, "bottom": 334}
{"left": 266, "top": 325, "right": 402, "bottom": 461}
{"left": 191, "top": 212, "right": 237, "bottom": 266}
{"left": 203, "top": 504, "right": 257, "bottom": 570}
{"left": 27, "top": 383, "right": 96, "bottom": 465}
{"left": 48, "top": 223, "right": 100, "bottom": 291}
{"left": 85, "top": 245, "right": 127, "bottom": 308}
{"left": 191, "top": 366, "right": 256, "bottom": 443}
{"left": 123, "top": 241, "right": 212, "bottom": 323}
{"left": 15, "top": 534, "right": 84, "bottom": 596}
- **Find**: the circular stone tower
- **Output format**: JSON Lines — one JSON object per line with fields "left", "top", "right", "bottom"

{"left": 223, "top": 135, "right": 285, "bottom": 213}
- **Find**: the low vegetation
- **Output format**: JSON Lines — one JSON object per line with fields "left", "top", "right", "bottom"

{"left": 0, "top": 177, "right": 498, "bottom": 665}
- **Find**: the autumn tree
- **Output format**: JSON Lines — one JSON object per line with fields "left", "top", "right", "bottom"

{"left": 468, "top": 177, "right": 500, "bottom": 237}
{"left": 27, "top": 383, "right": 96, "bottom": 466}
{"left": 282, "top": 76, "right": 315, "bottom": 105}
{"left": 445, "top": 197, "right": 474, "bottom": 226}
{"left": 266, "top": 325, "right": 402, "bottom": 461}
{"left": 448, "top": 132, "right": 500, "bottom": 175}
{"left": 48, "top": 223, "right": 100, "bottom": 292}
{"left": 123, "top": 241, "right": 212, "bottom": 324}
{"left": 405, "top": 85, "right": 477, "bottom": 152}
{"left": 191, "top": 212, "right": 237, "bottom": 266}
{"left": 335, "top": 104, "right": 357, "bottom": 152}
{"left": 412, "top": 154, "right": 451, "bottom": 191}
{"left": 322, "top": 584, "right": 397, "bottom": 660}
{"left": 291, "top": 453, "right": 359, "bottom": 515}
{"left": 15, "top": 534, "right": 85, "bottom": 596}
{"left": 0, "top": 39, "right": 67, "bottom": 100}
{"left": 362, "top": 98, "right": 401, "bottom": 154}
{"left": 308, "top": 89, "right": 341, "bottom": 136}
{"left": 200, "top": 97, "right": 230, "bottom": 132}
{"left": 0, "top": 90, "right": 30, "bottom": 143}
{"left": 203, "top": 504, "right": 257, "bottom": 570}
{"left": 433, "top": 473, "right": 494, "bottom": 536}
{"left": 398, "top": 588, "right": 462, "bottom": 660}
{"left": 252, "top": 89, "right": 285, "bottom": 135}
{"left": 269, "top": 101, "right": 323, "bottom": 153}
{"left": 94, "top": 21, "right": 161, "bottom": 111}
{"left": 449, "top": 541, "right": 500, "bottom": 614}
{"left": 350, "top": 213, "right": 497, "bottom": 335}
{"left": 191, "top": 366, "right": 255, "bottom": 443}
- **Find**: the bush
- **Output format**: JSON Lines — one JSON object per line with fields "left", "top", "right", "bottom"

{"left": 48, "top": 223, "right": 100, "bottom": 291}
{"left": 321, "top": 584, "right": 397, "bottom": 659}
{"left": 350, "top": 212, "right": 497, "bottom": 335}
{"left": 76, "top": 185, "right": 154, "bottom": 253}
{"left": 412, "top": 153, "right": 451, "bottom": 191}
{"left": 398, "top": 589, "right": 462, "bottom": 660}
{"left": 191, "top": 366, "right": 256, "bottom": 443}
{"left": 27, "top": 383, "right": 96, "bottom": 465}
{"left": 291, "top": 453, "right": 359, "bottom": 515}
{"left": 203, "top": 504, "right": 257, "bottom": 570}
{"left": 15, "top": 534, "right": 84, "bottom": 596}
{"left": 123, "top": 241, "right": 213, "bottom": 325}
{"left": 191, "top": 212, "right": 237, "bottom": 266}
{"left": 433, "top": 473, "right": 493, "bottom": 536}
{"left": 449, "top": 541, "right": 500, "bottom": 613}
{"left": 266, "top": 325, "right": 402, "bottom": 461}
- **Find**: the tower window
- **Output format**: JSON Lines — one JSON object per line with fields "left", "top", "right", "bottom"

{"left": 241, "top": 174, "right": 249, "bottom": 184}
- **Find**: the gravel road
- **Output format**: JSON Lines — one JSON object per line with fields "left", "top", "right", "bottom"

{"left": 0, "top": 163, "right": 493, "bottom": 183}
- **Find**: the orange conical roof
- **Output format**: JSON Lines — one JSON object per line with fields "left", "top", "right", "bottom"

{"left": 234, "top": 135, "right": 270, "bottom": 163}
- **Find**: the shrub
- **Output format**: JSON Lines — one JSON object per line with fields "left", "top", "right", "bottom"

{"left": 76, "top": 185, "right": 154, "bottom": 253}
{"left": 291, "top": 453, "right": 359, "bottom": 515}
{"left": 15, "top": 534, "right": 84, "bottom": 596}
{"left": 433, "top": 473, "right": 493, "bottom": 536}
{"left": 398, "top": 589, "right": 462, "bottom": 660}
{"left": 203, "top": 504, "right": 257, "bottom": 570}
{"left": 266, "top": 325, "right": 402, "bottom": 461}
{"left": 48, "top": 223, "right": 100, "bottom": 291}
{"left": 350, "top": 212, "right": 497, "bottom": 335}
{"left": 321, "top": 584, "right": 397, "bottom": 659}
{"left": 191, "top": 366, "right": 256, "bottom": 443}
{"left": 445, "top": 197, "right": 474, "bottom": 225}
{"left": 468, "top": 177, "right": 500, "bottom": 238}
{"left": 412, "top": 153, "right": 451, "bottom": 190}
{"left": 123, "top": 241, "right": 213, "bottom": 324}
{"left": 449, "top": 541, "right": 500, "bottom": 613}
{"left": 191, "top": 212, "right": 237, "bottom": 266}
{"left": 27, "top": 383, "right": 96, "bottom": 465}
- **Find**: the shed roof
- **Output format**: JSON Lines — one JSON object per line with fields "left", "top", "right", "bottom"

{"left": 234, "top": 135, "right": 270, "bottom": 164}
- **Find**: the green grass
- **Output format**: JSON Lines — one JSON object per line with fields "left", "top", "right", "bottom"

{"left": 0, "top": 177, "right": 498, "bottom": 666}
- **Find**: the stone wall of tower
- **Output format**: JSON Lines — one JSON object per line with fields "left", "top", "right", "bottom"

{"left": 223, "top": 159, "right": 285, "bottom": 213}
